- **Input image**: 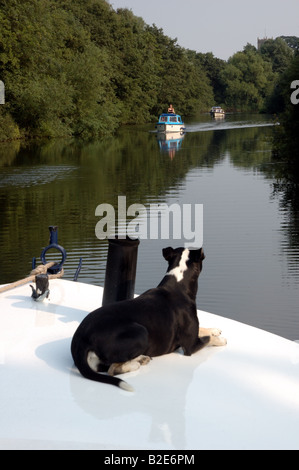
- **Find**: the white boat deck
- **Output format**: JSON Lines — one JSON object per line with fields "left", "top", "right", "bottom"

{"left": 1, "top": 279, "right": 299, "bottom": 450}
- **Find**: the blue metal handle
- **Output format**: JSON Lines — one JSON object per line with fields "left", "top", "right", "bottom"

{"left": 40, "top": 226, "right": 67, "bottom": 274}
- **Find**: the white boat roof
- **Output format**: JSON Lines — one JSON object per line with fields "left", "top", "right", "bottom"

{"left": 1, "top": 278, "right": 299, "bottom": 450}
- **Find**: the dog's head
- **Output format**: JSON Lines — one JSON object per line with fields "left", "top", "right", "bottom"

{"left": 162, "top": 247, "right": 205, "bottom": 285}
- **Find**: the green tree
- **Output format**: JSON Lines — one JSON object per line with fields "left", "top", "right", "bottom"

{"left": 0, "top": 0, "right": 121, "bottom": 136}
{"left": 195, "top": 52, "right": 226, "bottom": 104}
{"left": 149, "top": 26, "right": 213, "bottom": 115}
{"left": 280, "top": 36, "right": 299, "bottom": 56}
{"left": 272, "top": 54, "right": 299, "bottom": 165}
{"left": 260, "top": 37, "right": 294, "bottom": 74}
{"left": 221, "top": 48, "right": 275, "bottom": 111}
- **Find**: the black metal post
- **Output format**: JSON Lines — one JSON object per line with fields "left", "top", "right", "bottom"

{"left": 102, "top": 237, "right": 140, "bottom": 306}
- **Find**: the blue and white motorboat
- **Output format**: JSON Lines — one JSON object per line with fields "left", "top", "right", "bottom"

{"left": 155, "top": 113, "right": 186, "bottom": 133}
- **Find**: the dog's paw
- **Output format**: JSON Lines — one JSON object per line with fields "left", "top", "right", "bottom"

{"left": 210, "top": 328, "right": 222, "bottom": 337}
{"left": 198, "top": 327, "right": 222, "bottom": 338}
{"left": 136, "top": 355, "right": 151, "bottom": 366}
{"left": 108, "top": 361, "right": 141, "bottom": 376}
{"left": 108, "top": 363, "right": 123, "bottom": 376}
{"left": 108, "top": 355, "right": 151, "bottom": 376}
{"left": 209, "top": 335, "right": 227, "bottom": 347}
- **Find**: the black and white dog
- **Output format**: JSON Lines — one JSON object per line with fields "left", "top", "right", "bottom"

{"left": 71, "top": 247, "right": 226, "bottom": 391}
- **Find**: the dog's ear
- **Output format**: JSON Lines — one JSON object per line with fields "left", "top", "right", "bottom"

{"left": 189, "top": 247, "right": 205, "bottom": 262}
{"left": 162, "top": 247, "right": 174, "bottom": 261}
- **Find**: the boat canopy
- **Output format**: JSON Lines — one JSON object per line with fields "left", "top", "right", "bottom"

{"left": 158, "top": 113, "right": 182, "bottom": 123}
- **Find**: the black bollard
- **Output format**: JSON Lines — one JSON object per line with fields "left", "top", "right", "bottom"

{"left": 102, "top": 237, "right": 140, "bottom": 306}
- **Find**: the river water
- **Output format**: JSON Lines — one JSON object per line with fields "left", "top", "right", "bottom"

{"left": 0, "top": 113, "right": 298, "bottom": 341}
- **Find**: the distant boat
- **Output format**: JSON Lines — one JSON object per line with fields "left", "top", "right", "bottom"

{"left": 210, "top": 106, "right": 225, "bottom": 118}
{"left": 155, "top": 113, "right": 186, "bottom": 133}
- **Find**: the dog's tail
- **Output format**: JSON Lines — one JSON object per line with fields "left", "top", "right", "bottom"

{"left": 72, "top": 347, "right": 134, "bottom": 392}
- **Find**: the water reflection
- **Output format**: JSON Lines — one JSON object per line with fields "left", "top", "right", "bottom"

{"left": 0, "top": 114, "right": 298, "bottom": 340}
{"left": 156, "top": 131, "right": 185, "bottom": 160}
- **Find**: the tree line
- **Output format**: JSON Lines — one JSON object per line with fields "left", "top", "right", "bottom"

{"left": 271, "top": 52, "right": 299, "bottom": 171}
{"left": 0, "top": 0, "right": 298, "bottom": 140}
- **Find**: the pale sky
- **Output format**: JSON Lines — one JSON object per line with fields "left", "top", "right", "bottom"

{"left": 109, "top": 0, "right": 299, "bottom": 60}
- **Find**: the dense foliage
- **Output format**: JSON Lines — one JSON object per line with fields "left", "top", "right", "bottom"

{"left": 272, "top": 54, "right": 299, "bottom": 166}
{"left": 0, "top": 0, "right": 213, "bottom": 139}
{"left": 0, "top": 0, "right": 298, "bottom": 139}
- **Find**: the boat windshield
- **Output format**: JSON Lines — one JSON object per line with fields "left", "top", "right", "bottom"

{"left": 169, "top": 116, "right": 177, "bottom": 123}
